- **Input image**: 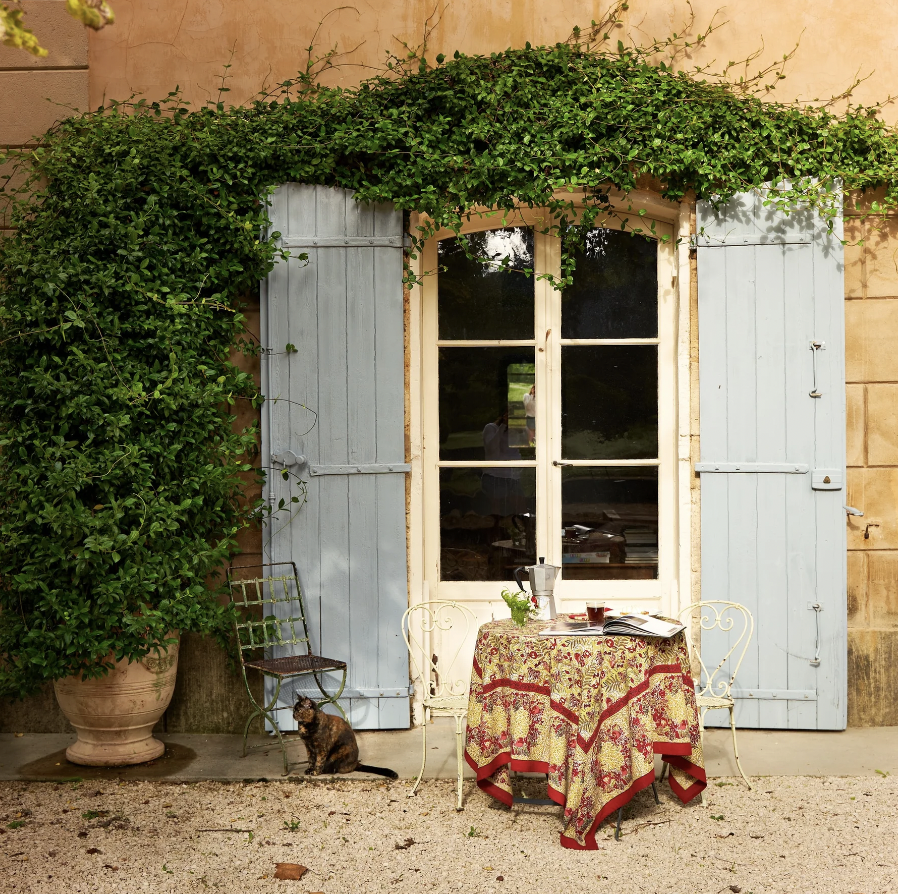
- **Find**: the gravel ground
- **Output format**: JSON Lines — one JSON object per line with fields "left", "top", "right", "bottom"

{"left": 1, "top": 775, "right": 896, "bottom": 894}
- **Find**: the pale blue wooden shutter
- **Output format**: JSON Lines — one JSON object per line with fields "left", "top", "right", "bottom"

{"left": 263, "top": 184, "right": 410, "bottom": 729}
{"left": 696, "top": 189, "right": 847, "bottom": 730}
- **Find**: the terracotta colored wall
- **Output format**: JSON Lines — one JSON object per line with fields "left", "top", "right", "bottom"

{"left": 0, "top": 0, "right": 89, "bottom": 239}
{"left": 86, "top": 0, "right": 898, "bottom": 122}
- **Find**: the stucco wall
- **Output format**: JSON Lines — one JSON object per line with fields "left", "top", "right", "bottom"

{"left": 86, "top": 0, "right": 898, "bottom": 123}
{"left": 0, "top": 0, "right": 89, "bottom": 241}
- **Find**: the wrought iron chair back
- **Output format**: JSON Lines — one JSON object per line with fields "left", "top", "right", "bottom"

{"left": 226, "top": 562, "right": 348, "bottom": 775}
{"left": 674, "top": 599, "right": 754, "bottom": 791}
{"left": 401, "top": 599, "right": 477, "bottom": 810}
{"left": 402, "top": 600, "right": 476, "bottom": 711}
{"left": 228, "top": 562, "right": 313, "bottom": 658}
{"left": 677, "top": 600, "right": 754, "bottom": 704}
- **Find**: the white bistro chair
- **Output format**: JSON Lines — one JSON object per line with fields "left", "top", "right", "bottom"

{"left": 664, "top": 600, "right": 754, "bottom": 791}
{"left": 401, "top": 600, "right": 477, "bottom": 810}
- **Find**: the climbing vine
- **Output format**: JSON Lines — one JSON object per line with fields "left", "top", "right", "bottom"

{"left": 2, "top": 2, "right": 898, "bottom": 697}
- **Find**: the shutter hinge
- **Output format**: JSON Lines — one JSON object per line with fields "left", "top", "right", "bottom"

{"left": 692, "top": 233, "right": 814, "bottom": 247}
{"left": 309, "top": 463, "right": 411, "bottom": 476}
{"left": 281, "top": 236, "right": 405, "bottom": 249}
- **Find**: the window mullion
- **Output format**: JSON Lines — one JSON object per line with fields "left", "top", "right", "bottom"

{"left": 537, "top": 230, "right": 562, "bottom": 567}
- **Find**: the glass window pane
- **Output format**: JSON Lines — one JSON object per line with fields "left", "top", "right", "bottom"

{"left": 562, "top": 229, "right": 657, "bottom": 339}
{"left": 561, "top": 345, "right": 657, "bottom": 460}
{"left": 439, "top": 347, "right": 536, "bottom": 461}
{"left": 440, "top": 468, "right": 536, "bottom": 581}
{"left": 561, "top": 466, "right": 658, "bottom": 580}
{"left": 438, "top": 227, "right": 534, "bottom": 340}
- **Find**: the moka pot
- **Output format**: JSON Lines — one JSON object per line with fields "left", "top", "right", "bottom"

{"left": 514, "top": 557, "right": 559, "bottom": 621}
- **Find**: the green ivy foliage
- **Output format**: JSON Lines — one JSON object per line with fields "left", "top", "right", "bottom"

{"left": 2, "top": 17, "right": 898, "bottom": 697}
{"left": 0, "top": 104, "right": 266, "bottom": 697}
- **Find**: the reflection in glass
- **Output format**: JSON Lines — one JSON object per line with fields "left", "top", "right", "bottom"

{"left": 562, "top": 228, "right": 657, "bottom": 338}
{"left": 438, "top": 227, "right": 534, "bottom": 340}
{"left": 561, "top": 345, "right": 657, "bottom": 459}
{"left": 439, "top": 347, "right": 536, "bottom": 461}
{"left": 561, "top": 466, "right": 658, "bottom": 580}
{"left": 440, "top": 468, "right": 536, "bottom": 581}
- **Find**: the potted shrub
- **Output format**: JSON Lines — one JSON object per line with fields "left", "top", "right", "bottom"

{"left": 0, "top": 117, "right": 268, "bottom": 764}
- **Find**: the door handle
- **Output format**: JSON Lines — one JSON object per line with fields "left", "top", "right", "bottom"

{"left": 553, "top": 461, "right": 573, "bottom": 467}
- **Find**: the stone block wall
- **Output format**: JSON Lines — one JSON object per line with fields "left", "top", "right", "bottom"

{"left": 844, "top": 194, "right": 898, "bottom": 726}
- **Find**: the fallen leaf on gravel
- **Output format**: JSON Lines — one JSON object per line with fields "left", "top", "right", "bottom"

{"left": 103, "top": 864, "right": 119, "bottom": 871}
{"left": 715, "top": 832, "right": 735, "bottom": 838}
{"left": 497, "top": 877, "right": 504, "bottom": 882}
{"left": 749, "top": 834, "right": 764, "bottom": 839}
{"left": 96, "top": 815, "right": 129, "bottom": 829}
{"left": 395, "top": 838, "right": 415, "bottom": 850}
{"left": 86, "top": 848, "right": 102, "bottom": 855}
{"left": 77, "top": 831, "right": 88, "bottom": 838}
{"left": 274, "top": 863, "right": 308, "bottom": 880}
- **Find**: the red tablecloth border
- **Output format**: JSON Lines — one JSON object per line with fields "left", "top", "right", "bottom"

{"left": 467, "top": 649, "right": 707, "bottom": 849}
{"left": 464, "top": 744, "right": 706, "bottom": 850}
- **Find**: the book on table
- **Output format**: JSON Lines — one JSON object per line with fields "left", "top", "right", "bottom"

{"left": 538, "top": 614, "right": 685, "bottom": 639}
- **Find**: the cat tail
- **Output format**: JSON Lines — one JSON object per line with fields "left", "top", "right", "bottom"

{"left": 356, "top": 764, "right": 399, "bottom": 779}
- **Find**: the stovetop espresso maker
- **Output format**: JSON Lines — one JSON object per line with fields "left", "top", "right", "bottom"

{"left": 514, "top": 557, "right": 559, "bottom": 621}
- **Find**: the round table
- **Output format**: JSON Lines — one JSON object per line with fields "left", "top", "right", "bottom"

{"left": 464, "top": 617, "right": 706, "bottom": 849}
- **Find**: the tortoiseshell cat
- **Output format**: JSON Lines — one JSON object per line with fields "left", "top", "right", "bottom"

{"left": 292, "top": 696, "right": 398, "bottom": 778}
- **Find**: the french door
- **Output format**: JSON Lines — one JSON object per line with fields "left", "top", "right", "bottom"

{"left": 422, "top": 211, "right": 677, "bottom": 607}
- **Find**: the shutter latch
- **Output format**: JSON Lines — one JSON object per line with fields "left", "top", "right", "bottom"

{"left": 272, "top": 450, "right": 307, "bottom": 468}
{"left": 809, "top": 340, "right": 825, "bottom": 398}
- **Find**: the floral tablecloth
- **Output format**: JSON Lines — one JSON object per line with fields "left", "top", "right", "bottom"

{"left": 464, "top": 617, "right": 706, "bottom": 849}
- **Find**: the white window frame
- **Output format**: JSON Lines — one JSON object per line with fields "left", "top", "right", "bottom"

{"left": 409, "top": 194, "right": 688, "bottom": 620}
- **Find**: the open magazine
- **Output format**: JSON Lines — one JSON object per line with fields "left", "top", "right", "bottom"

{"left": 538, "top": 613, "right": 685, "bottom": 639}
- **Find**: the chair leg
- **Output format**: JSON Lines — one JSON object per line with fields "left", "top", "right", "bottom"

{"left": 455, "top": 713, "right": 465, "bottom": 811}
{"left": 651, "top": 782, "right": 660, "bottom": 805}
{"left": 699, "top": 708, "right": 707, "bottom": 805}
{"left": 729, "top": 705, "right": 753, "bottom": 790}
{"left": 242, "top": 707, "right": 263, "bottom": 757}
{"left": 614, "top": 806, "right": 624, "bottom": 841}
{"left": 260, "top": 677, "right": 291, "bottom": 776}
{"left": 312, "top": 668, "right": 348, "bottom": 721}
{"left": 409, "top": 706, "right": 428, "bottom": 798}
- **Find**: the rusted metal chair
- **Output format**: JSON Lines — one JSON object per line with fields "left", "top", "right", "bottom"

{"left": 227, "top": 562, "right": 348, "bottom": 775}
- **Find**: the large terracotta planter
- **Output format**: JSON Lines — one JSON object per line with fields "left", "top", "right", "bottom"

{"left": 53, "top": 634, "right": 180, "bottom": 766}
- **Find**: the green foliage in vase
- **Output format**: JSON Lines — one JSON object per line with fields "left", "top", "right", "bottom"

{"left": 501, "top": 589, "right": 539, "bottom": 627}
{"left": 3, "top": 1, "right": 898, "bottom": 696}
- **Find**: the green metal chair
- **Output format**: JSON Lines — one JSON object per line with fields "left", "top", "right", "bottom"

{"left": 227, "top": 561, "right": 348, "bottom": 775}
